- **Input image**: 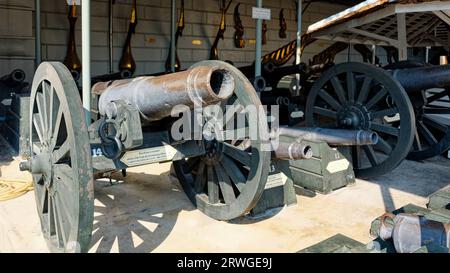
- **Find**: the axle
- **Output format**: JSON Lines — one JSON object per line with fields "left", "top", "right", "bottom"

{"left": 94, "top": 65, "right": 235, "bottom": 121}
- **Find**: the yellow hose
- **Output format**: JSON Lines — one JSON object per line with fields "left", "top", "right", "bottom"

{"left": 0, "top": 178, "right": 33, "bottom": 201}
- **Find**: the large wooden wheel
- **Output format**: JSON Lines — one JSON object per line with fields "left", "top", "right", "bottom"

{"left": 28, "top": 62, "right": 94, "bottom": 252}
{"left": 173, "top": 60, "right": 271, "bottom": 221}
{"left": 383, "top": 61, "right": 450, "bottom": 160}
{"left": 305, "top": 62, "right": 415, "bottom": 178}
{"left": 407, "top": 88, "right": 450, "bottom": 160}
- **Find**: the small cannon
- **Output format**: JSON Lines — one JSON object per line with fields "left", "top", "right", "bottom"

{"left": 20, "top": 60, "right": 377, "bottom": 252}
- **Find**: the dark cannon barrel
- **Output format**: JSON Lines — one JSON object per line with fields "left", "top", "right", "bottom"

{"left": 94, "top": 65, "right": 235, "bottom": 121}
{"left": 274, "top": 127, "right": 379, "bottom": 146}
{"left": 0, "top": 69, "right": 26, "bottom": 87}
{"left": 389, "top": 64, "right": 450, "bottom": 92}
{"left": 91, "top": 70, "right": 132, "bottom": 84}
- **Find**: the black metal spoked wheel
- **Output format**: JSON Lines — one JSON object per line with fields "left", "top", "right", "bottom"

{"left": 407, "top": 88, "right": 450, "bottom": 160}
{"left": 305, "top": 62, "right": 415, "bottom": 178}
{"left": 173, "top": 60, "right": 271, "bottom": 221}
{"left": 29, "top": 62, "right": 94, "bottom": 252}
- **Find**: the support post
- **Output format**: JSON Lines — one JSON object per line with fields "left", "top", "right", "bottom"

{"left": 294, "top": 0, "right": 302, "bottom": 96}
{"left": 255, "top": 0, "right": 263, "bottom": 78}
{"left": 397, "top": 13, "right": 407, "bottom": 61}
{"left": 170, "top": 0, "right": 177, "bottom": 72}
{"left": 108, "top": 0, "right": 114, "bottom": 73}
{"left": 35, "top": 0, "right": 41, "bottom": 68}
{"left": 82, "top": 0, "right": 91, "bottom": 124}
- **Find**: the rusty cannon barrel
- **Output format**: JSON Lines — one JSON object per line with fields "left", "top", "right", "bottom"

{"left": 94, "top": 65, "right": 235, "bottom": 121}
{"left": 273, "top": 127, "right": 379, "bottom": 146}
{"left": 389, "top": 64, "right": 450, "bottom": 92}
{"left": 0, "top": 69, "right": 26, "bottom": 88}
{"left": 271, "top": 139, "right": 313, "bottom": 160}
{"left": 374, "top": 213, "right": 450, "bottom": 253}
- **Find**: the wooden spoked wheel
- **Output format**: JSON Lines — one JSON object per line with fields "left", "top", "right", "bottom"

{"left": 407, "top": 88, "right": 450, "bottom": 160}
{"left": 29, "top": 62, "right": 94, "bottom": 252}
{"left": 305, "top": 62, "right": 415, "bottom": 178}
{"left": 173, "top": 60, "right": 271, "bottom": 221}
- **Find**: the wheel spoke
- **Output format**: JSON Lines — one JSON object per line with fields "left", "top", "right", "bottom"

{"left": 347, "top": 72, "right": 356, "bottom": 102}
{"left": 52, "top": 197, "right": 66, "bottom": 248}
{"left": 413, "top": 129, "right": 423, "bottom": 151}
{"left": 34, "top": 183, "right": 47, "bottom": 214}
{"left": 51, "top": 107, "right": 63, "bottom": 150}
{"left": 33, "top": 113, "right": 45, "bottom": 143}
{"left": 215, "top": 164, "right": 236, "bottom": 204}
{"left": 36, "top": 92, "right": 48, "bottom": 133}
{"left": 374, "top": 138, "right": 393, "bottom": 155}
{"left": 207, "top": 166, "right": 219, "bottom": 204}
{"left": 48, "top": 196, "right": 56, "bottom": 237}
{"left": 318, "top": 89, "right": 341, "bottom": 110}
{"left": 194, "top": 161, "right": 206, "bottom": 193}
{"left": 220, "top": 155, "right": 246, "bottom": 192}
{"left": 417, "top": 121, "right": 438, "bottom": 145}
{"left": 356, "top": 76, "right": 372, "bottom": 104}
{"left": 370, "top": 107, "right": 398, "bottom": 119}
{"left": 426, "top": 90, "right": 449, "bottom": 103}
{"left": 313, "top": 106, "right": 337, "bottom": 119}
{"left": 423, "top": 107, "right": 450, "bottom": 114}
{"left": 351, "top": 146, "right": 361, "bottom": 169}
{"left": 371, "top": 122, "right": 399, "bottom": 136}
{"left": 223, "top": 143, "right": 251, "bottom": 166}
{"left": 363, "top": 145, "right": 379, "bottom": 167}
{"left": 54, "top": 190, "right": 74, "bottom": 235}
{"left": 422, "top": 115, "right": 448, "bottom": 132}
{"left": 365, "top": 88, "right": 387, "bottom": 110}
{"left": 53, "top": 140, "right": 70, "bottom": 164}
{"left": 330, "top": 76, "right": 347, "bottom": 104}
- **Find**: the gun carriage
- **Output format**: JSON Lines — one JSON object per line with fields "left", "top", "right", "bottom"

{"left": 244, "top": 0, "right": 450, "bottom": 178}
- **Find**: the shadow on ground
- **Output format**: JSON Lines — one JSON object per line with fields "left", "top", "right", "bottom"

{"left": 89, "top": 170, "right": 196, "bottom": 253}
{"left": 365, "top": 157, "right": 450, "bottom": 211}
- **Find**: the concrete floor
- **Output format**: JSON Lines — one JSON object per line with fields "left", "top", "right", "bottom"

{"left": 0, "top": 138, "right": 449, "bottom": 253}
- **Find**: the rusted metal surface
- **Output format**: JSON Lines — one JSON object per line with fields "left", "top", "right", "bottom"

{"left": 378, "top": 213, "right": 450, "bottom": 253}
{"left": 274, "top": 127, "right": 379, "bottom": 146}
{"left": 95, "top": 66, "right": 235, "bottom": 121}
{"left": 272, "top": 140, "right": 313, "bottom": 160}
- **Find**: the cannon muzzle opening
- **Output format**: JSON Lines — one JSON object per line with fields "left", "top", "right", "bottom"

{"left": 207, "top": 69, "right": 235, "bottom": 101}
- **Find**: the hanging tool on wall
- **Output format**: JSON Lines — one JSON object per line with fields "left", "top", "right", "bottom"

{"left": 210, "top": 0, "right": 233, "bottom": 60}
{"left": 63, "top": 1, "right": 82, "bottom": 81}
{"left": 119, "top": 0, "right": 137, "bottom": 74}
{"left": 233, "top": 3, "right": 245, "bottom": 48}
{"left": 262, "top": 20, "right": 267, "bottom": 45}
{"left": 279, "top": 9, "right": 287, "bottom": 39}
{"left": 165, "top": 0, "right": 185, "bottom": 72}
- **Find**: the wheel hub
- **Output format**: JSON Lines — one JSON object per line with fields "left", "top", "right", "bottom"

{"left": 337, "top": 104, "right": 370, "bottom": 130}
